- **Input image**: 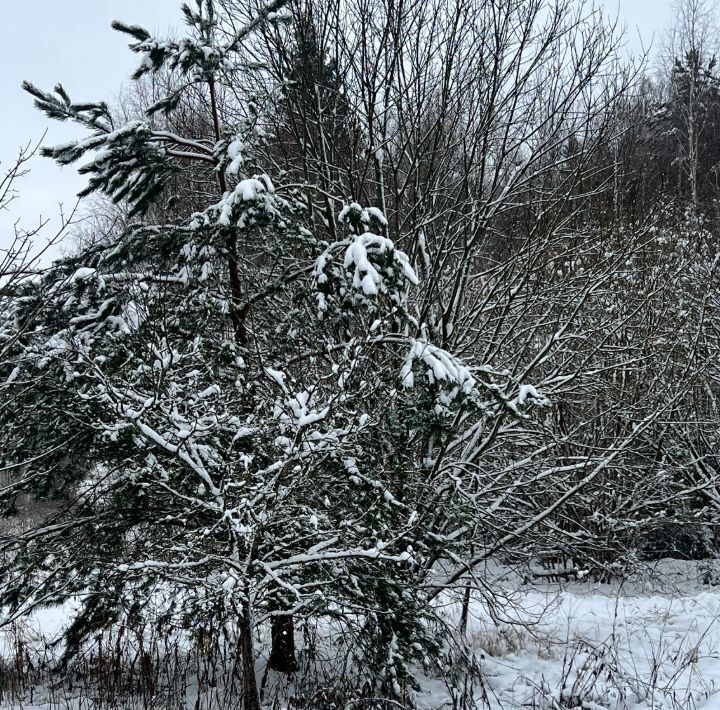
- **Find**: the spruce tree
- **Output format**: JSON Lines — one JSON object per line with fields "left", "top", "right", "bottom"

{"left": 654, "top": 47, "right": 720, "bottom": 210}
{"left": 0, "top": 1, "right": 532, "bottom": 706}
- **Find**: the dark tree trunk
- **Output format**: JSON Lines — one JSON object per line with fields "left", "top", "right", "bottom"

{"left": 459, "top": 582, "right": 471, "bottom": 640}
{"left": 239, "top": 600, "right": 261, "bottom": 710}
{"left": 268, "top": 613, "right": 298, "bottom": 673}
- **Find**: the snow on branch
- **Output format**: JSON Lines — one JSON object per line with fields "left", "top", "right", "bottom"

{"left": 21, "top": 104, "right": 178, "bottom": 214}
{"left": 190, "top": 175, "right": 288, "bottom": 230}
{"left": 113, "top": 0, "right": 290, "bottom": 83}
{"left": 313, "top": 203, "right": 418, "bottom": 316}
{"left": 400, "top": 338, "right": 475, "bottom": 394}
{"left": 399, "top": 336, "right": 550, "bottom": 420}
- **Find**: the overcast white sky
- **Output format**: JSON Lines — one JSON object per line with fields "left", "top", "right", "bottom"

{"left": 0, "top": 1, "right": 179, "bottom": 257}
{"left": 0, "top": 0, "right": 675, "bottom": 260}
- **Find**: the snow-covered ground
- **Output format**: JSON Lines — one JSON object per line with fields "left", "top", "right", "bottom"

{"left": 419, "top": 560, "right": 720, "bottom": 709}
{"left": 3, "top": 560, "right": 720, "bottom": 709}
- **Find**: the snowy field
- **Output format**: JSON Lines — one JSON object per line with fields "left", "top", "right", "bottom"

{"left": 3, "top": 561, "right": 720, "bottom": 709}
{"left": 418, "top": 560, "right": 720, "bottom": 709}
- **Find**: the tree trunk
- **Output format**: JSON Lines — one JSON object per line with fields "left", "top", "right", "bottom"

{"left": 268, "top": 613, "right": 298, "bottom": 673}
{"left": 459, "top": 582, "right": 472, "bottom": 640}
{"left": 239, "top": 600, "right": 261, "bottom": 710}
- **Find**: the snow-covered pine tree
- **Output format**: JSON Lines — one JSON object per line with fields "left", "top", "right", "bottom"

{"left": 0, "top": 1, "right": 544, "bottom": 706}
